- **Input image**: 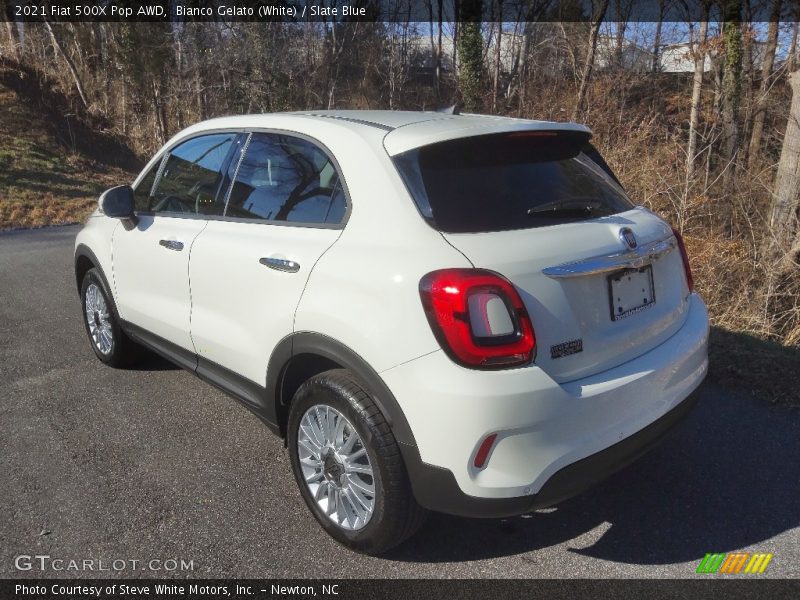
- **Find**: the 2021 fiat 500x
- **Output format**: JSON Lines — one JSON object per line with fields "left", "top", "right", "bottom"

{"left": 75, "top": 110, "right": 709, "bottom": 554}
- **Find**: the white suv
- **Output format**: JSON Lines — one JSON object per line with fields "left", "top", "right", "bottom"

{"left": 74, "top": 111, "right": 709, "bottom": 554}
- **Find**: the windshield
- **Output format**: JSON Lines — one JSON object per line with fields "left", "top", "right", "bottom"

{"left": 393, "top": 131, "right": 634, "bottom": 234}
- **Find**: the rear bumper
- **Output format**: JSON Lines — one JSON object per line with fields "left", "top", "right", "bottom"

{"left": 401, "top": 385, "right": 701, "bottom": 518}
{"left": 382, "top": 293, "right": 709, "bottom": 516}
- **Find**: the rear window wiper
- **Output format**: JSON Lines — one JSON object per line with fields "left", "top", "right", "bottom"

{"left": 526, "top": 199, "right": 607, "bottom": 218}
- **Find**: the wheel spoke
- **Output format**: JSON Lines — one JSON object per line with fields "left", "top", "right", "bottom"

{"left": 298, "top": 438, "right": 321, "bottom": 459}
{"left": 339, "top": 427, "right": 357, "bottom": 454}
{"left": 347, "top": 463, "right": 373, "bottom": 476}
{"left": 343, "top": 489, "right": 366, "bottom": 525}
{"left": 314, "top": 481, "right": 327, "bottom": 501}
{"left": 344, "top": 447, "right": 366, "bottom": 462}
{"left": 304, "top": 469, "right": 324, "bottom": 484}
{"left": 333, "top": 415, "right": 346, "bottom": 448}
{"left": 347, "top": 473, "right": 374, "bottom": 496}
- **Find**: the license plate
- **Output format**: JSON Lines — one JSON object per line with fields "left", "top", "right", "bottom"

{"left": 608, "top": 266, "right": 655, "bottom": 321}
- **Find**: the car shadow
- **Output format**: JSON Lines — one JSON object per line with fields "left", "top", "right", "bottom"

{"left": 385, "top": 346, "right": 800, "bottom": 564}
{"left": 128, "top": 351, "right": 180, "bottom": 371}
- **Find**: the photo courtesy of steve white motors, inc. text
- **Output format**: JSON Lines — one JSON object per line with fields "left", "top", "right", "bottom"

{"left": 14, "top": 583, "right": 341, "bottom": 597}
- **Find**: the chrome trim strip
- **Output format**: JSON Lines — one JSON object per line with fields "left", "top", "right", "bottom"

{"left": 542, "top": 236, "right": 677, "bottom": 279}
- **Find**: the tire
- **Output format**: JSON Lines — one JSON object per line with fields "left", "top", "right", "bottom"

{"left": 80, "top": 267, "right": 142, "bottom": 367}
{"left": 287, "top": 369, "right": 427, "bottom": 554}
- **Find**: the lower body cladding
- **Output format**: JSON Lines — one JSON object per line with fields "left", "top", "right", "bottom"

{"left": 381, "top": 293, "right": 709, "bottom": 518}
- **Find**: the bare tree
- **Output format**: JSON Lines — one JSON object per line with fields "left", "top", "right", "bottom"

{"left": 720, "top": 1, "right": 743, "bottom": 191}
{"left": 42, "top": 20, "right": 89, "bottom": 109}
{"left": 768, "top": 68, "right": 800, "bottom": 266}
{"left": 687, "top": 4, "right": 710, "bottom": 182}
{"left": 747, "top": 0, "right": 782, "bottom": 168}
{"left": 572, "top": 0, "right": 610, "bottom": 120}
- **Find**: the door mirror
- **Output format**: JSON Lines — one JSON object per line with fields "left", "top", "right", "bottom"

{"left": 100, "top": 185, "right": 137, "bottom": 225}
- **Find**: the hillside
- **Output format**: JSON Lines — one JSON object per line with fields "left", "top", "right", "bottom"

{"left": 0, "top": 63, "right": 139, "bottom": 230}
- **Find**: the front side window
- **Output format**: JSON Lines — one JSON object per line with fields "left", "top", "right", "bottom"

{"left": 132, "top": 162, "right": 159, "bottom": 212}
{"left": 225, "top": 133, "right": 346, "bottom": 225}
{"left": 139, "top": 133, "right": 236, "bottom": 215}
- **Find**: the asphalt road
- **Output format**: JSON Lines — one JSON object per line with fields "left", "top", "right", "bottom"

{"left": 1, "top": 225, "right": 798, "bottom": 579}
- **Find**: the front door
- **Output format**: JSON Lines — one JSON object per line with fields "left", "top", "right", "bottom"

{"left": 112, "top": 132, "right": 238, "bottom": 355}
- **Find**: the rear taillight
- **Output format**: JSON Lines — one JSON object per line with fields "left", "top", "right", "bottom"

{"left": 671, "top": 227, "right": 694, "bottom": 292}
{"left": 419, "top": 269, "right": 536, "bottom": 369}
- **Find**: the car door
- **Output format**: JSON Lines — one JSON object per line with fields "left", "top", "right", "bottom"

{"left": 189, "top": 132, "right": 347, "bottom": 401}
{"left": 112, "top": 132, "right": 238, "bottom": 360}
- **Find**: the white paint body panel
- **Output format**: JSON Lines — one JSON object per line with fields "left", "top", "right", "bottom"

{"left": 189, "top": 220, "right": 341, "bottom": 385}
{"left": 111, "top": 215, "right": 207, "bottom": 351}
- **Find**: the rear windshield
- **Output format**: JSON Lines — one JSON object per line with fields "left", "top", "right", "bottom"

{"left": 393, "top": 131, "right": 634, "bottom": 234}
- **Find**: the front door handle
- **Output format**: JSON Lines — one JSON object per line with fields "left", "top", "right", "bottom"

{"left": 159, "top": 239, "right": 184, "bottom": 251}
{"left": 260, "top": 257, "right": 300, "bottom": 273}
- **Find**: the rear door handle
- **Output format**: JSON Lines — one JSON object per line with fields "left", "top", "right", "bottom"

{"left": 159, "top": 239, "right": 184, "bottom": 251}
{"left": 260, "top": 257, "right": 300, "bottom": 273}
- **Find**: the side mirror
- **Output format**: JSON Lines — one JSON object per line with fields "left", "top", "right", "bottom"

{"left": 100, "top": 185, "right": 137, "bottom": 226}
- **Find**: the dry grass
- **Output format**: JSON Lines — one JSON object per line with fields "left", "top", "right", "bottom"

{"left": 0, "top": 86, "right": 135, "bottom": 230}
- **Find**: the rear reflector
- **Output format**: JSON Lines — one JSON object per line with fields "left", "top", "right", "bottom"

{"left": 474, "top": 433, "right": 498, "bottom": 469}
{"left": 419, "top": 269, "right": 536, "bottom": 369}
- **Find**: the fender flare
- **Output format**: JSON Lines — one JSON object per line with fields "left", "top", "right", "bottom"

{"left": 266, "top": 332, "right": 418, "bottom": 449}
{"left": 74, "top": 243, "right": 107, "bottom": 295}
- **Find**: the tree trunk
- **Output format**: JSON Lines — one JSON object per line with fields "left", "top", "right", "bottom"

{"left": 720, "top": 3, "right": 743, "bottom": 191}
{"left": 651, "top": 0, "right": 664, "bottom": 72}
{"left": 768, "top": 69, "right": 800, "bottom": 266}
{"left": 789, "top": 20, "right": 799, "bottom": 72}
{"left": 748, "top": 0, "right": 782, "bottom": 169}
{"left": 687, "top": 15, "right": 709, "bottom": 182}
{"left": 4, "top": 20, "right": 19, "bottom": 61}
{"left": 572, "top": 0, "right": 610, "bottom": 121}
{"left": 42, "top": 20, "right": 89, "bottom": 109}
{"left": 493, "top": 8, "right": 503, "bottom": 111}
{"left": 456, "top": 0, "right": 484, "bottom": 112}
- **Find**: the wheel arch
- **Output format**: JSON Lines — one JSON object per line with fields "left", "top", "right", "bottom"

{"left": 74, "top": 243, "right": 113, "bottom": 297}
{"left": 267, "top": 332, "right": 417, "bottom": 449}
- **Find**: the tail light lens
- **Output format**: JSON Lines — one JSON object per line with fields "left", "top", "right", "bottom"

{"left": 419, "top": 269, "right": 536, "bottom": 369}
{"left": 671, "top": 227, "right": 694, "bottom": 292}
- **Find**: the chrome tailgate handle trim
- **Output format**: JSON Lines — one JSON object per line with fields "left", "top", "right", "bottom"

{"left": 260, "top": 257, "right": 300, "bottom": 273}
{"left": 542, "top": 236, "right": 676, "bottom": 279}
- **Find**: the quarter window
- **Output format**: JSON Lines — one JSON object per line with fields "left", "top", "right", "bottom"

{"left": 225, "top": 133, "right": 346, "bottom": 225}
{"left": 141, "top": 133, "right": 236, "bottom": 215}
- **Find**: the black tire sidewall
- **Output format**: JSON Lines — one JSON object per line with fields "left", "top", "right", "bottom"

{"left": 287, "top": 375, "right": 393, "bottom": 552}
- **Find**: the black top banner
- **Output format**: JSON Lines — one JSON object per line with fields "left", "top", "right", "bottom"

{"left": 2, "top": 0, "right": 797, "bottom": 23}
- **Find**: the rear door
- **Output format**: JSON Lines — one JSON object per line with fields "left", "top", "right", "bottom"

{"left": 188, "top": 131, "right": 346, "bottom": 396}
{"left": 112, "top": 132, "right": 238, "bottom": 356}
{"left": 393, "top": 131, "right": 691, "bottom": 382}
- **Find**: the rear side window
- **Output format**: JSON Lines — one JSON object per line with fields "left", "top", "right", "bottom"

{"left": 225, "top": 133, "right": 346, "bottom": 225}
{"left": 393, "top": 131, "right": 634, "bottom": 234}
{"left": 144, "top": 133, "right": 236, "bottom": 215}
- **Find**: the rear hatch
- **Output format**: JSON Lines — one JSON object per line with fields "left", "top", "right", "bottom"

{"left": 392, "top": 128, "right": 691, "bottom": 383}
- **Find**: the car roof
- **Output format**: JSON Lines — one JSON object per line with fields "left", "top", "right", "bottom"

{"left": 166, "top": 110, "right": 593, "bottom": 157}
